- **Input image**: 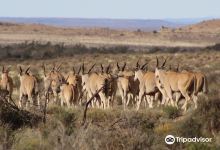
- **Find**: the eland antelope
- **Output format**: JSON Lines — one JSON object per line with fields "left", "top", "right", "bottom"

{"left": 134, "top": 61, "right": 161, "bottom": 110}
{"left": 19, "top": 66, "right": 39, "bottom": 108}
{"left": 155, "top": 57, "right": 196, "bottom": 111}
{"left": 60, "top": 76, "right": 78, "bottom": 108}
{"left": 81, "top": 63, "right": 112, "bottom": 109}
{"left": 117, "top": 62, "right": 139, "bottom": 109}
{"left": 0, "top": 66, "right": 13, "bottom": 101}
{"left": 167, "top": 64, "right": 208, "bottom": 109}
{"left": 66, "top": 66, "right": 83, "bottom": 105}
{"left": 81, "top": 63, "right": 99, "bottom": 107}
{"left": 179, "top": 68, "right": 208, "bottom": 109}
{"left": 42, "top": 63, "right": 65, "bottom": 104}
{"left": 99, "top": 64, "right": 117, "bottom": 108}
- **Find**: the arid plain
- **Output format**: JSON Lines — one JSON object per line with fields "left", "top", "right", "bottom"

{"left": 0, "top": 20, "right": 220, "bottom": 150}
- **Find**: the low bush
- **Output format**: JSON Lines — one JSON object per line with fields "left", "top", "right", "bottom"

{"left": 163, "top": 106, "right": 180, "bottom": 119}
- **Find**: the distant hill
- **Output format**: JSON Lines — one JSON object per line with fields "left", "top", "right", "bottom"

{"left": 0, "top": 18, "right": 220, "bottom": 47}
{"left": 179, "top": 19, "right": 220, "bottom": 33}
{"left": 0, "top": 17, "right": 185, "bottom": 31}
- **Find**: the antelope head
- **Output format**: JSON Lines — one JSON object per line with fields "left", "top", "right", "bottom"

{"left": 155, "top": 57, "right": 168, "bottom": 80}
{"left": 1, "top": 66, "right": 10, "bottom": 80}
{"left": 42, "top": 63, "right": 64, "bottom": 94}
{"left": 134, "top": 60, "right": 148, "bottom": 81}
{"left": 81, "top": 63, "right": 96, "bottom": 87}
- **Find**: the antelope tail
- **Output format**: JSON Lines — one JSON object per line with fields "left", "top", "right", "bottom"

{"left": 203, "top": 76, "right": 208, "bottom": 94}
{"left": 103, "top": 79, "right": 109, "bottom": 96}
{"left": 193, "top": 75, "right": 197, "bottom": 95}
{"left": 34, "top": 81, "right": 39, "bottom": 95}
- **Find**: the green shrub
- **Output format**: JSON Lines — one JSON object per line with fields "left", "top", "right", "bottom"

{"left": 178, "top": 117, "right": 202, "bottom": 137}
{"left": 163, "top": 106, "right": 180, "bottom": 119}
{"left": 48, "top": 106, "right": 77, "bottom": 135}
{"left": 186, "top": 143, "right": 217, "bottom": 150}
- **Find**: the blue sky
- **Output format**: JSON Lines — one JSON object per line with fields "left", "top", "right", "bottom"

{"left": 0, "top": 0, "right": 219, "bottom": 19}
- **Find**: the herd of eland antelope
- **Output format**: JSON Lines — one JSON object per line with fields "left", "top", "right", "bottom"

{"left": 0, "top": 57, "right": 208, "bottom": 112}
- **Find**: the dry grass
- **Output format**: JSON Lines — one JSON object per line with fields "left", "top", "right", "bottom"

{"left": 0, "top": 47, "right": 219, "bottom": 149}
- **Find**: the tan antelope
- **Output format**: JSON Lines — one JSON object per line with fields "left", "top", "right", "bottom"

{"left": 134, "top": 61, "right": 161, "bottom": 110}
{"left": 117, "top": 62, "right": 139, "bottom": 109}
{"left": 60, "top": 76, "right": 78, "bottom": 108}
{"left": 81, "top": 63, "right": 112, "bottom": 109}
{"left": 191, "top": 72, "right": 208, "bottom": 108}
{"left": 99, "top": 64, "right": 117, "bottom": 108}
{"left": 19, "top": 66, "right": 39, "bottom": 108}
{"left": 0, "top": 66, "right": 13, "bottom": 101}
{"left": 66, "top": 66, "right": 83, "bottom": 105}
{"left": 155, "top": 57, "right": 196, "bottom": 111}
{"left": 81, "top": 63, "right": 99, "bottom": 107}
{"left": 176, "top": 66, "right": 208, "bottom": 109}
{"left": 42, "top": 63, "right": 65, "bottom": 104}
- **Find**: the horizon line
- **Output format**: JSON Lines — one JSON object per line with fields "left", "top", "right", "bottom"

{"left": 0, "top": 16, "right": 220, "bottom": 20}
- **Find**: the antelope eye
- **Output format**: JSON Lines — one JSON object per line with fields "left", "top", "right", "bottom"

{"left": 156, "top": 75, "right": 159, "bottom": 78}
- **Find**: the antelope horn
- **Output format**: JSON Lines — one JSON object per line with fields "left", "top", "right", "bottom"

{"left": 122, "top": 62, "right": 126, "bottom": 71}
{"left": 136, "top": 60, "right": 140, "bottom": 69}
{"left": 141, "top": 62, "right": 148, "bottom": 70}
{"left": 82, "top": 63, "right": 85, "bottom": 74}
{"left": 77, "top": 66, "right": 81, "bottom": 74}
{"left": 156, "top": 56, "right": 159, "bottom": 68}
{"left": 25, "top": 66, "right": 30, "bottom": 74}
{"left": 19, "top": 66, "right": 23, "bottom": 75}
{"left": 72, "top": 67, "right": 76, "bottom": 74}
{"left": 52, "top": 63, "right": 56, "bottom": 71}
{"left": 106, "top": 64, "right": 111, "bottom": 73}
{"left": 169, "top": 65, "right": 172, "bottom": 70}
{"left": 161, "top": 57, "right": 168, "bottom": 68}
{"left": 42, "top": 64, "right": 46, "bottom": 76}
{"left": 2, "top": 66, "right": 4, "bottom": 73}
{"left": 176, "top": 64, "right": 179, "bottom": 72}
{"left": 65, "top": 75, "right": 69, "bottom": 83}
{"left": 116, "top": 62, "right": 120, "bottom": 71}
{"left": 88, "top": 63, "right": 96, "bottom": 74}
{"left": 56, "top": 63, "right": 62, "bottom": 71}
{"left": 100, "top": 64, "right": 104, "bottom": 73}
